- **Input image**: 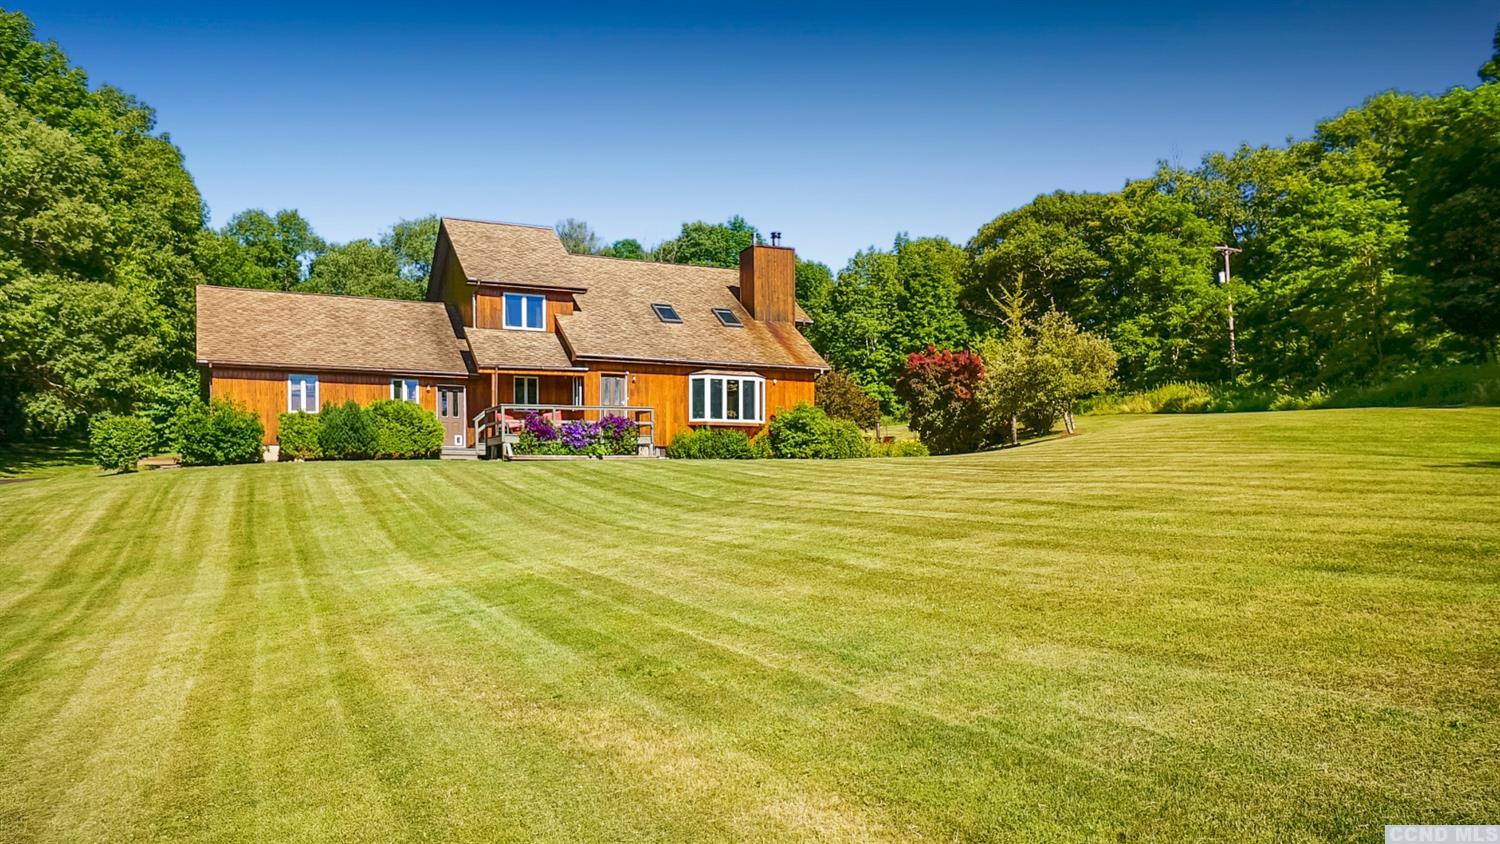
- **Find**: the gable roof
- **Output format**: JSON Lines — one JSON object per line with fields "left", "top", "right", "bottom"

{"left": 438, "top": 218, "right": 591, "bottom": 292}
{"left": 558, "top": 258, "right": 827, "bottom": 370}
{"left": 196, "top": 286, "right": 470, "bottom": 376}
{"left": 465, "top": 327, "right": 581, "bottom": 371}
{"left": 436, "top": 219, "right": 828, "bottom": 372}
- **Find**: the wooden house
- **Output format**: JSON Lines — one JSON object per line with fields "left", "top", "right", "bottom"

{"left": 196, "top": 218, "right": 829, "bottom": 456}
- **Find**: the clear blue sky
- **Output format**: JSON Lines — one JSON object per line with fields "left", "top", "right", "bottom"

{"left": 20, "top": 1, "right": 1497, "bottom": 267}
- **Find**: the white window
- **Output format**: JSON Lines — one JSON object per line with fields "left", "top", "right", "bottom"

{"left": 288, "top": 374, "right": 319, "bottom": 412}
{"left": 601, "top": 374, "right": 627, "bottom": 406}
{"left": 503, "top": 292, "right": 546, "bottom": 330}
{"left": 391, "top": 378, "right": 420, "bottom": 402}
{"left": 689, "top": 374, "right": 763, "bottom": 423}
{"left": 513, "top": 376, "right": 539, "bottom": 405}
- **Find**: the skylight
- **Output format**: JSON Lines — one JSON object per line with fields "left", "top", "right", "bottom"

{"left": 712, "top": 308, "right": 743, "bottom": 328}
{"left": 652, "top": 303, "right": 682, "bottom": 323}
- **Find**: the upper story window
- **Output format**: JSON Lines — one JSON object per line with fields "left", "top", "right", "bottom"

{"left": 712, "top": 308, "right": 743, "bottom": 328}
{"left": 652, "top": 303, "right": 682, "bottom": 323}
{"left": 504, "top": 292, "right": 546, "bottom": 330}
{"left": 689, "top": 374, "right": 763, "bottom": 423}
{"left": 391, "top": 378, "right": 419, "bottom": 403}
{"left": 288, "top": 374, "right": 319, "bottom": 413}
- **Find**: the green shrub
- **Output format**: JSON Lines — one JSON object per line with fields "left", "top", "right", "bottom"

{"left": 89, "top": 414, "right": 156, "bottom": 472}
{"left": 277, "top": 412, "right": 322, "bottom": 460}
{"left": 821, "top": 418, "right": 868, "bottom": 459}
{"left": 890, "top": 439, "right": 930, "bottom": 457}
{"left": 667, "top": 427, "right": 757, "bottom": 459}
{"left": 816, "top": 370, "right": 881, "bottom": 429}
{"left": 318, "top": 401, "right": 378, "bottom": 460}
{"left": 748, "top": 431, "right": 773, "bottom": 459}
{"left": 1082, "top": 366, "right": 1500, "bottom": 417}
{"left": 1320, "top": 364, "right": 1500, "bottom": 409}
{"left": 173, "top": 400, "right": 264, "bottom": 466}
{"left": 1081, "top": 382, "right": 1273, "bottom": 415}
{"left": 368, "top": 399, "right": 444, "bottom": 459}
{"left": 766, "top": 403, "right": 867, "bottom": 459}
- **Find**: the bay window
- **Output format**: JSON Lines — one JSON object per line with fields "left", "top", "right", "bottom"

{"left": 689, "top": 373, "right": 763, "bottom": 423}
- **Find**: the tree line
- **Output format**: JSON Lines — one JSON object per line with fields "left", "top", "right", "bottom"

{"left": 1, "top": 7, "right": 1496, "bottom": 441}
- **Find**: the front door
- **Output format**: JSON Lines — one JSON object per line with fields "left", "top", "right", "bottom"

{"left": 437, "top": 385, "right": 466, "bottom": 447}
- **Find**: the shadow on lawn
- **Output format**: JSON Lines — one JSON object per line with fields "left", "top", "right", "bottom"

{"left": 0, "top": 437, "right": 93, "bottom": 479}
{"left": 1428, "top": 460, "right": 1500, "bottom": 470}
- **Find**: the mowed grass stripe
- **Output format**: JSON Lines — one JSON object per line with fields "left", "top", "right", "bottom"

{"left": 0, "top": 408, "right": 1496, "bottom": 841}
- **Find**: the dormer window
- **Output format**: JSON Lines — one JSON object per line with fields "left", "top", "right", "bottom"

{"left": 503, "top": 292, "right": 546, "bottom": 330}
{"left": 712, "top": 308, "right": 743, "bottom": 328}
{"left": 652, "top": 303, "right": 682, "bottom": 323}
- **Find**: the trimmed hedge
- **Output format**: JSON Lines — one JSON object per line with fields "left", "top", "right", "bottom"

{"left": 667, "top": 427, "right": 758, "bottom": 459}
{"left": 89, "top": 414, "right": 156, "bottom": 472}
{"left": 766, "top": 403, "right": 866, "bottom": 459}
{"left": 666, "top": 406, "right": 874, "bottom": 460}
{"left": 368, "top": 399, "right": 444, "bottom": 459}
{"left": 317, "top": 401, "right": 378, "bottom": 460}
{"left": 173, "top": 400, "right": 264, "bottom": 466}
{"left": 277, "top": 411, "right": 322, "bottom": 460}
{"left": 279, "top": 402, "right": 444, "bottom": 460}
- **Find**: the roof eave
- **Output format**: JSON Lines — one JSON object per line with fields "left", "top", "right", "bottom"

{"left": 568, "top": 353, "right": 828, "bottom": 372}
{"left": 197, "top": 358, "right": 471, "bottom": 378}
{"left": 468, "top": 278, "right": 589, "bottom": 294}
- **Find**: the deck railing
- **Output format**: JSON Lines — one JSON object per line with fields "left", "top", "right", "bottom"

{"left": 471, "top": 403, "right": 656, "bottom": 459}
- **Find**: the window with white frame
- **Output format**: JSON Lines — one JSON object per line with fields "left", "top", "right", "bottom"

{"left": 689, "top": 374, "right": 763, "bottom": 423}
{"left": 513, "top": 376, "right": 539, "bottom": 405}
{"left": 391, "top": 378, "right": 419, "bottom": 403}
{"left": 288, "top": 374, "right": 319, "bottom": 412}
{"left": 601, "top": 374, "right": 627, "bottom": 406}
{"left": 503, "top": 292, "right": 546, "bottom": 330}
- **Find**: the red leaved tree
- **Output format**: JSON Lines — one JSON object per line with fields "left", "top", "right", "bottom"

{"left": 895, "top": 347, "right": 989, "bottom": 454}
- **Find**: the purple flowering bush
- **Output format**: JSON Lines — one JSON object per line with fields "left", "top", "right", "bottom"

{"left": 513, "top": 412, "right": 639, "bottom": 456}
{"left": 522, "top": 411, "right": 558, "bottom": 440}
{"left": 559, "top": 420, "right": 600, "bottom": 451}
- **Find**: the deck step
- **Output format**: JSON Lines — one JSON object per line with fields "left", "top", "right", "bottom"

{"left": 440, "top": 446, "right": 482, "bottom": 461}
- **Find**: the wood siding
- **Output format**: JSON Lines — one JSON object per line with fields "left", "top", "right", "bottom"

{"left": 739, "top": 245, "right": 798, "bottom": 323}
{"left": 208, "top": 366, "right": 463, "bottom": 445}
{"left": 579, "top": 362, "right": 816, "bottom": 446}
{"left": 472, "top": 289, "right": 574, "bottom": 332}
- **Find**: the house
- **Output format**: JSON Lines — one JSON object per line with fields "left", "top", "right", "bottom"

{"left": 195, "top": 218, "right": 829, "bottom": 456}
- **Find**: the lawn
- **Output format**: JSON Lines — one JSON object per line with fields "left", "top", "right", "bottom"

{"left": 1, "top": 409, "right": 1497, "bottom": 842}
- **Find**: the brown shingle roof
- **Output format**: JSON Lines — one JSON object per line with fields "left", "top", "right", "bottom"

{"left": 465, "top": 327, "right": 581, "bottom": 370}
{"left": 559, "top": 260, "right": 827, "bottom": 370}
{"left": 196, "top": 286, "right": 470, "bottom": 375}
{"left": 441, "top": 220, "right": 828, "bottom": 371}
{"left": 442, "top": 218, "right": 591, "bottom": 292}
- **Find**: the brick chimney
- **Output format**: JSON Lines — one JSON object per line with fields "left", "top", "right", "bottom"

{"left": 738, "top": 243, "right": 796, "bottom": 323}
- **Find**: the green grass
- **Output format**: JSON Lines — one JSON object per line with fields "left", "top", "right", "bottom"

{"left": 0, "top": 435, "right": 94, "bottom": 480}
{"left": 2, "top": 409, "right": 1497, "bottom": 842}
{"left": 1081, "top": 364, "right": 1500, "bottom": 416}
